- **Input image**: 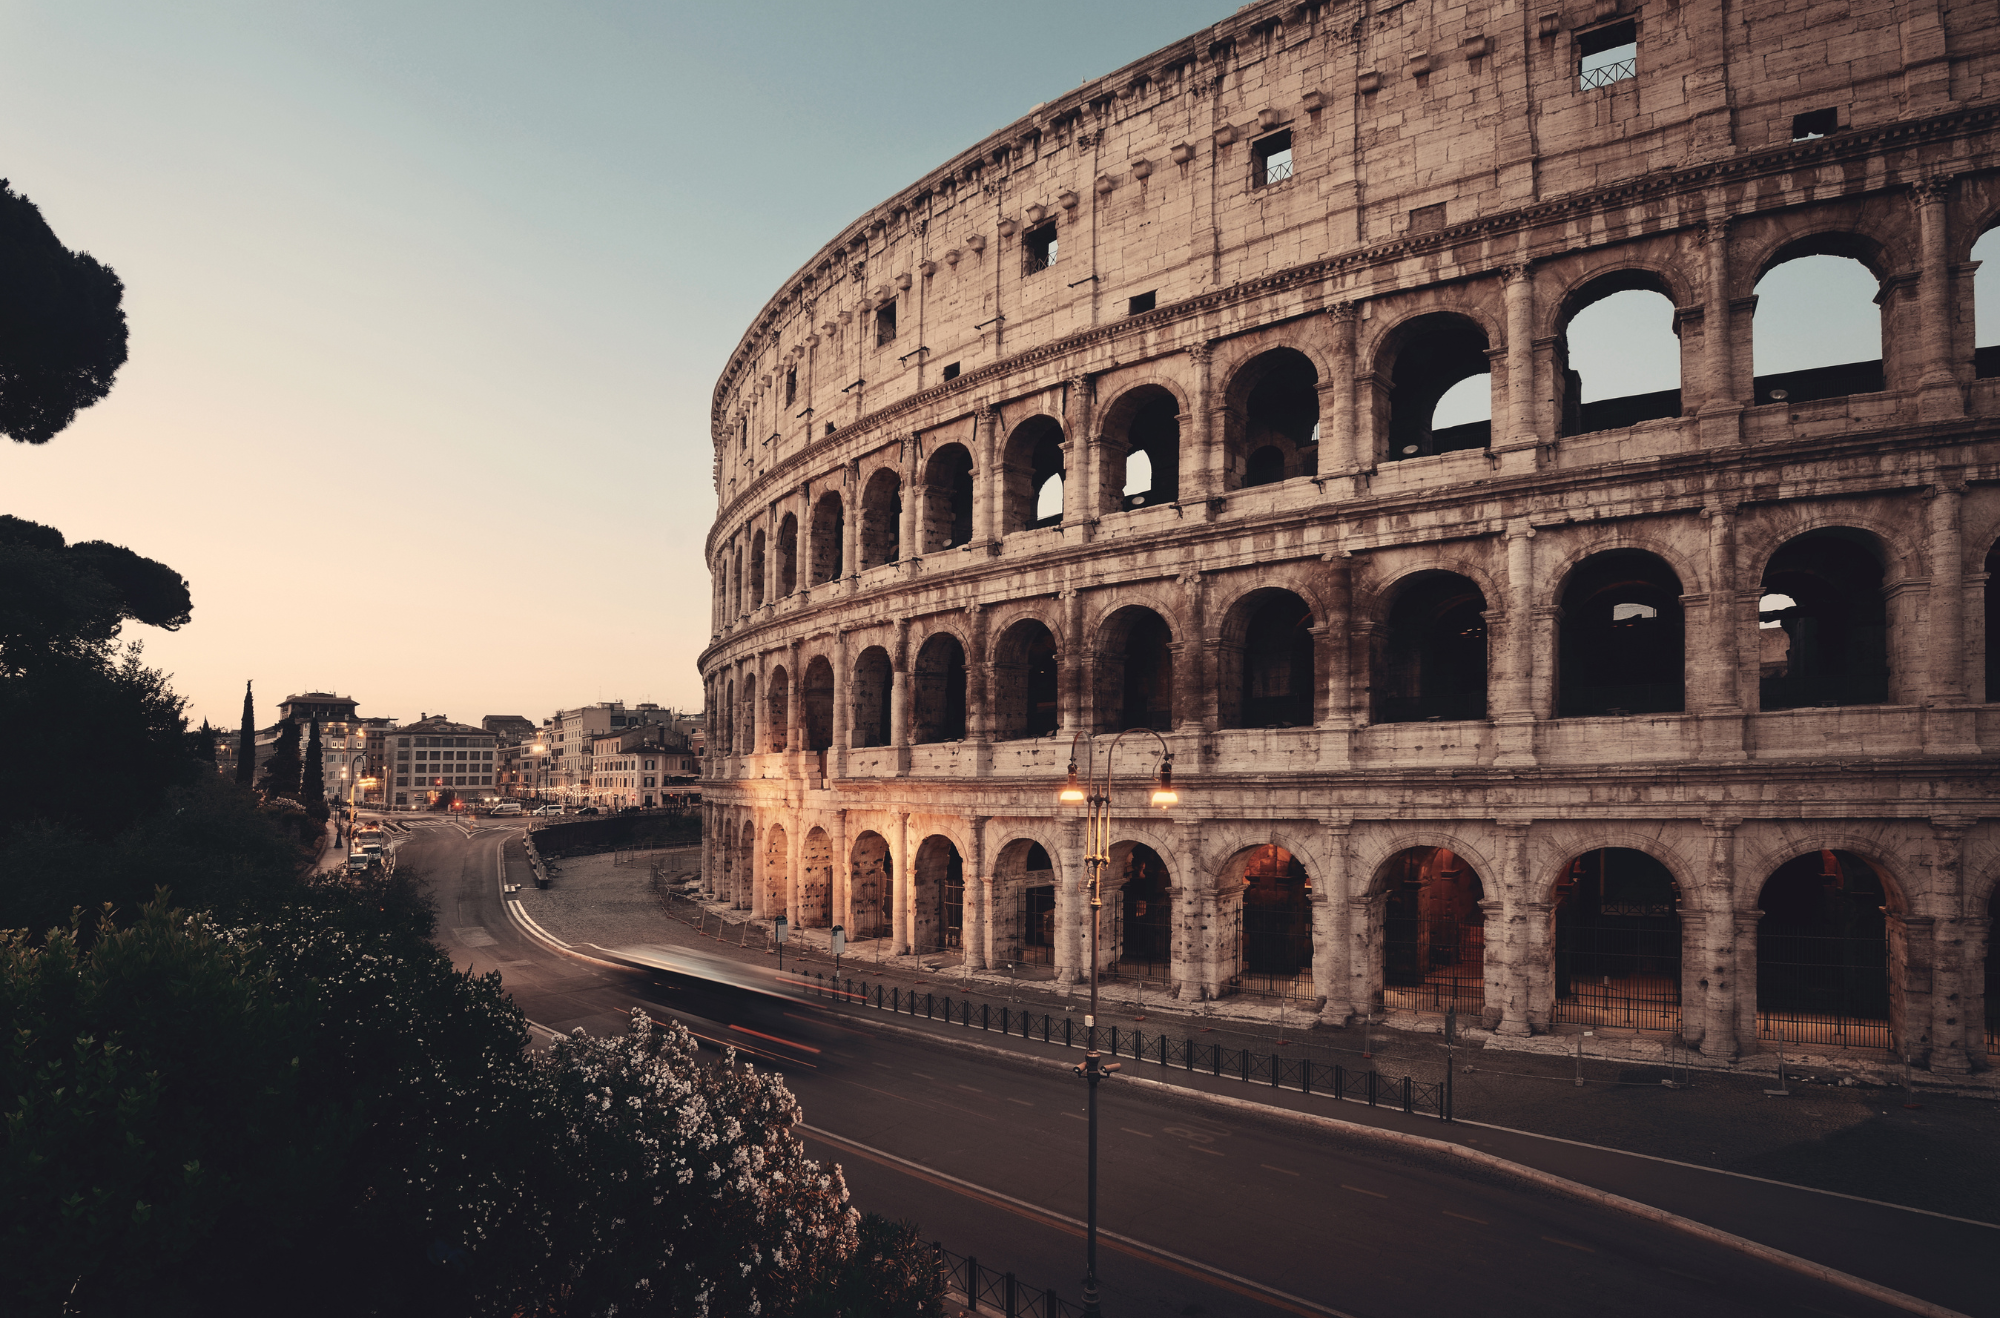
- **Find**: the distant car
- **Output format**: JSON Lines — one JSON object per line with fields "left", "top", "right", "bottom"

{"left": 576, "top": 806, "right": 601, "bottom": 816}
{"left": 618, "top": 805, "right": 643, "bottom": 815}
{"left": 530, "top": 804, "right": 563, "bottom": 817}
{"left": 488, "top": 802, "right": 523, "bottom": 816}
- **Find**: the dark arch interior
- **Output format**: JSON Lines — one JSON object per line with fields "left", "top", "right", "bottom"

{"left": 1387, "top": 314, "right": 1491, "bottom": 461}
{"left": 1382, "top": 847, "right": 1486, "bottom": 1015}
{"left": 810, "top": 492, "right": 844, "bottom": 585}
{"left": 1553, "top": 847, "right": 1681, "bottom": 1032}
{"left": 851, "top": 646, "right": 892, "bottom": 747}
{"left": 913, "top": 633, "right": 968, "bottom": 742}
{"left": 765, "top": 666, "right": 789, "bottom": 752}
{"left": 1238, "top": 349, "right": 1319, "bottom": 488}
{"left": 1098, "top": 608, "right": 1174, "bottom": 732}
{"left": 1759, "top": 531, "right": 1888, "bottom": 710}
{"left": 859, "top": 469, "right": 902, "bottom": 570}
{"left": 801, "top": 657, "right": 834, "bottom": 752}
{"left": 992, "top": 620, "right": 1059, "bottom": 740}
{"left": 913, "top": 835, "right": 965, "bottom": 954}
{"left": 1377, "top": 571, "right": 1487, "bottom": 723}
{"left": 1109, "top": 389, "right": 1181, "bottom": 509}
{"left": 923, "top": 444, "right": 976, "bottom": 551}
{"left": 749, "top": 530, "right": 767, "bottom": 608}
{"left": 1115, "top": 843, "right": 1172, "bottom": 977}
{"left": 1239, "top": 844, "right": 1312, "bottom": 988}
{"left": 1988, "top": 541, "right": 2000, "bottom": 701}
{"left": 1557, "top": 550, "right": 1685, "bottom": 717}
{"left": 1235, "top": 592, "right": 1314, "bottom": 728}
{"left": 776, "top": 513, "right": 799, "bottom": 596}
{"left": 1006, "top": 416, "right": 1066, "bottom": 532}
{"left": 1758, "top": 849, "right": 1892, "bottom": 1049}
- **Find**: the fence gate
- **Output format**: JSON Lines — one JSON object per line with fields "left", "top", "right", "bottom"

{"left": 1241, "top": 886, "right": 1313, "bottom": 997}
{"left": 1019, "top": 884, "right": 1055, "bottom": 966}
{"left": 1383, "top": 894, "right": 1484, "bottom": 1015}
{"left": 1554, "top": 916, "right": 1682, "bottom": 1032}
{"left": 1757, "top": 928, "right": 1894, "bottom": 1051}
{"left": 1111, "top": 878, "right": 1172, "bottom": 979}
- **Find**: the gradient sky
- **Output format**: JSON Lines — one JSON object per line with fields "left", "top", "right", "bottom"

{"left": 2, "top": 2, "right": 1930, "bottom": 733}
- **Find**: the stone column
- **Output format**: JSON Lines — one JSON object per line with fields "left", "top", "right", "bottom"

{"left": 1477, "top": 897, "right": 1507, "bottom": 1031}
{"left": 899, "top": 434, "right": 920, "bottom": 564}
{"left": 832, "top": 807, "right": 851, "bottom": 933}
{"left": 889, "top": 617, "right": 911, "bottom": 765}
{"left": 967, "top": 815, "right": 990, "bottom": 971}
{"left": 1175, "top": 818, "right": 1208, "bottom": 1000}
{"left": 966, "top": 603, "right": 990, "bottom": 775}
{"left": 1697, "top": 215, "right": 1743, "bottom": 443}
{"left": 1493, "top": 524, "right": 1536, "bottom": 766}
{"left": 1914, "top": 176, "right": 1965, "bottom": 420}
{"left": 786, "top": 819, "right": 802, "bottom": 930}
{"left": 1733, "top": 908, "right": 1764, "bottom": 1053}
{"left": 841, "top": 461, "right": 861, "bottom": 587}
{"left": 700, "top": 803, "right": 715, "bottom": 896}
{"left": 1315, "top": 822, "right": 1352, "bottom": 1023}
{"left": 1179, "top": 570, "right": 1207, "bottom": 733}
{"left": 1496, "top": 822, "right": 1534, "bottom": 1035}
{"left": 1502, "top": 264, "right": 1536, "bottom": 447}
{"left": 1924, "top": 478, "right": 1978, "bottom": 754}
{"left": 786, "top": 640, "right": 804, "bottom": 774}
{"left": 1345, "top": 892, "right": 1378, "bottom": 1022}
{"left": 895, "top": 811, "right": 913, "bottom": 954}
{"left": 1326, "top": 305, "right": 1359, "bottom": 474}
{"left": 831, "top": 629, "right": 849, "bottom": 779}
{"left": 1185, "top": 344, "right": 1215, "bottom": 502}
{"left": 1928, "top": 818, "right": 1973, "bottom": 1073}
{"left": 1064, "top": 375, "right": 1094, "bottom": 532}
{"left": 1060, "top": 588, "right": 1085, "bottom": 734}
{"left": 1056, "top": 815, "right": 1084, "bottom": 985}
{"left": 975, "top": 405, "right": 1001, "bottom": 548}
{"left": 1699, "top": 819, "right": 1743, "bottom": 1060}
{"left": 1318, "top": 552, "right": 1355, "bottom": 768}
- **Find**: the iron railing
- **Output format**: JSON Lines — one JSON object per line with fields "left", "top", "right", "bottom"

{"left": 787, "top": 970, "right": 1452, "bottom": 1120}
{"left": 1756, "top": 928, "right": 1894, "bottom": 1051}
{"left": 937, "top": 1245, "right": 1077, "bottom": 1317}
{"left": 1262, "top": 157, "right": 1295, "bottom": 186}
{"left": 1578, "top": 58, "right": 1636, "bottom": 90}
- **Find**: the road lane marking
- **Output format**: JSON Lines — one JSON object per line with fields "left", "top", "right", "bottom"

{"left": 1341, "top": 1184, "right": 1388, "bottom": 1198}
{"left": 1190, "top": 1145, "right": 1224, "bottom": 1156}
{"left": 1443, "top": 1210, "right": 1488, "bottom": 1225}
{"left": 785, "top": 1010, "right": 870, "bottom": 1036}
{"left": 1121, "top": 1128, "right": 1155, "bottom": 1138}
{"left": 507, "top": 900, "right": 571, "bottom": 949}
{"left": 1542, "top": 1236, "right": 1595, "bottom": 1253}
{"left": 1006, "top": 1098, "right": 1033, "bottom": 1107}
{"left": 1261, "top": 1164, "right": 1299, "bottom": 1176}
{"left": 911, "top": 1071, "right": 934, "bottom": 1080}
{"left": 728, "top": 1023, "right": 822, "bottom": 1054}
{"left": 1063, "top": 1112, "right": 1087, "bottom": 1121}
{"left": 957, "top": 1084, "right": 983, "bottom": 1093}
{"left": 799, "top": 1124, "right": 1356, "bottom": 1318}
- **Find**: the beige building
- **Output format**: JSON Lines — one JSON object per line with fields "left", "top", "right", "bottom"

{"left": 388, "top": 716, "right": 499, "bottom": 807}
{"left": 589, "top": 723, "right": 701, "bottom": 809}
{"left": 699, "top": 0, "right": 2000, "bottom": 1078}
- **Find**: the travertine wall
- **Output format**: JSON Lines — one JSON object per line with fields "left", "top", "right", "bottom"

{"left": 699, "top": 0, "right": 2000, "bottom": 1073}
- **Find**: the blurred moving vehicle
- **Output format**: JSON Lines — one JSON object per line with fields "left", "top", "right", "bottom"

{"left": 530, "top": 804, "right": 564, "bottom": 817}
{"left": 488, "top": 802, "right": 523, "bottom": 817}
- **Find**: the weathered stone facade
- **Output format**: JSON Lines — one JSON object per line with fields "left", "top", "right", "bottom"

{"left": 699, "top": 0, "right": 2000, "bottom": 1072}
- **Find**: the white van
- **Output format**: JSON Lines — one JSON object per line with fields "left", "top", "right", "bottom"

{"left": 489, "top": 801, "right": 523, "bottom": 817}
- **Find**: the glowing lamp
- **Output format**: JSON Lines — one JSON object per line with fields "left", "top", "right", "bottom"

{"left": 1148, "top": 757, "right": 1178, "bottom": 809}
{"left": 1057, "top": 761, "right": 1087, "bottom": 804}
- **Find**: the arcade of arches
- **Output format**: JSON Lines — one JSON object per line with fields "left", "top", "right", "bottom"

{"left": 699, "top": 810, "right": 2000, "bottom": 1072}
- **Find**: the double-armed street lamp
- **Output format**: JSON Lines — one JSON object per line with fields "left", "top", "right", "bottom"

{"left": 1056, "top": 728, "right": 1179, "bottom": 1318}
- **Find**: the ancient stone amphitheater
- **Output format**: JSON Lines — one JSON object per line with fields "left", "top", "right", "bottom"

{"left": 700, "top": 0, "right": 2000, "bottom": 1074}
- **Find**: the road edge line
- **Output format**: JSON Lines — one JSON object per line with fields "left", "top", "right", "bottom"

{"left": 835, "top": 1010, "right": 1969, "bottom": 1318}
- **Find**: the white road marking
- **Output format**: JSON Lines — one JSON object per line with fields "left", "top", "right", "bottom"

{"left": 1261, "top": 1163, "right": 1299, "bottom": 1176}
{"left": 1443, "top": 1210, "right": 1488, "bottom": 1225}
{"left": 1542, "top": 1236, "right": 1595, "bottom": 1253}
{"left": 1122, "top": 1128, "right": 1155, "bottom": 1138}
{"left": 1341, "top": 1184, "right": 1388, "bottom": 1198}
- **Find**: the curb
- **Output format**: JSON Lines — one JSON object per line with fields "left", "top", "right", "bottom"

{"left": 831, "top": 1008, "right": 1969, "bottom": 1318}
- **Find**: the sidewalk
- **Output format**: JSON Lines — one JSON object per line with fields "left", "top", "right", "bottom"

{"left": 505, "top": 847, "right": 2000, "bottom": 1227}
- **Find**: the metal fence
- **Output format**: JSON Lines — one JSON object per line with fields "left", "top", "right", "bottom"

{"left": 1552, "top": 918, "right": 1682, "bottom": 1034}
{"left": 788, "top": 970, "right": 1452, "bottom": 1120}
{"left": 1756, "top": 928, "right": 1895, "bottom": 1051}
{"left": 938, "top": 1245, "right": 1077, "bottom": 1317}
{"left": 1578, "top": 58, "right": 1636, "bottom": 90}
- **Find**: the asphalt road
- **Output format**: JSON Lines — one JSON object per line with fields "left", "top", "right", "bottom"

{"left": 394, "top": 819, "right": 1986, "bottom": 1318}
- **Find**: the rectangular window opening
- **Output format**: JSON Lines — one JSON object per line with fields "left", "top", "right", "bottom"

{"left": 784, "top": 369, "right": 797, "bottom": 406}
{"left": 824, "top": 420, "right": 836, "bottom": 436}
{"left": 1577, "top": 20, "right": 1636, "bottom": 89}
{"left": 1128, "top": 290, "right": 1157, "bottom": 315}
{"left": 941, "top": 361, "right": 961, "bottom": 381}
{"left": 1024, "top": 222, "right": 1059, "bottom": 274}
{"left": 875, "top": 300, "right": 898, "bottom": 346}
{"left": 1792, "top": 107, "right": 1839, "bottom": 140}
{"left": 1253, "top": 130, "right": 1294, "bottom": 187}
{"left": 1409, "top": 202, "right": 1447, "bottom": 234}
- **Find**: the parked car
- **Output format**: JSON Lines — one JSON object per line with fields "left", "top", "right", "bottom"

{"left": 618, "top": 805, "right": 643, "bottom": 815}
{"left": 576, "top": 806, "right": 600, "bottom": 816}
{"left": 530, "top": 804, "right": 563, "bottom": 817}
{"left": 488, "top": 802, "right": 523, "bottom": 816}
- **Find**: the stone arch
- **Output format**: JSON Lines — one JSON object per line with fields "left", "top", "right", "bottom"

{"left": 920, "top": 442, "right": 976, "bottom": 552}
{"left": 1358, "top": 831, "right": 1502, "bottom": 902}
{"left": 776, "top": 512, "right": 799, "bottom": 596}
{"left": 1002, "top": 413, "right": 1067, "bottom": 532}
{"left": 850, "top": 830, "right": 893, "bottom": 940}
{"left": 992, "top": 834, "right": 1062, "bottom": 966}
{"left": 722, "top": 677, "right": 735, "bottom": 755}
{"left": 1219, "top": 345, "right": 1322, "bottom": 489}
{"left": 801, "top": 654, "right": 834, "bottom": 753}
{"left": 764, "top": 821, "right": 791, "bottom": 919}
{"left": 1749, "top": 228, "right": 1897, "bottom": 403}
{"left": 739, "top": 672, "right": 758, "bottom": 754}
{"left": 809, "top": 490, "right": 844, "bottom": 585}
{"left": 912, "top": 629, "right": 968, "bottom": 743}
{"left": 1744, "top": 225, "right": 1900, "bottom": 291}
{"left": 799, "top": 825, "right": 834, "bottom": 927}
{"left": 1741, "top": 833, "right": 1912, "bottom": 916}
{"left": 1739, "top": 512, "right": 1919, "bottom": 586}
{"left": 1548, "top": 264, "right": 1688, "bottom": 435}
{"left": 1093, "top": 603, "right": 1175, "bottom": 732}
{"left": 990, "top": 616, "right": 1060, "bottom": 740}
{"left": 1546, "top": 843, "right": 1688, "bottom": 1034}
{"left": 1096, "top": 379, "right": 1187, "bottom": 511}
{"left": 1552, "top": 547, "right": 1687, "bottom": 718}
{"left": 1369, "top": 308, "right": 1497, "bottom": 462}
{"left": 749, "top": 528, "right": 767, "bottom": 608}
{"left": 1214, "top": 586, "right": 1316, "bottom": 728}
{"left": 911, "top": 832, "right": 966, "bottom": 956}
{"left": 1104, "top": 839, "right": 1175, "bottom": 979}
{"left": 851, "top": 645, "right": 893, "bottom": 747}
{"left": 1370, "top": 844, "right": 1489, "bottom": 1021}
{"left": 1754, "top": 845, "right": 1903, "bottom": 1053}
{"left": 858, "top": 466, "right": 903, "bottom": 570}
{"left": 1755, "top": 526, "right": 1893, "bottom": 711}
{"left": 1371, "top": 568, "right": 1489, "bottom": 724}
{"left": 1212, "top": 843, "right": 1316, "bottom": 997}
{"left": 766, "top": 665, "right": 790, "bottom": 752}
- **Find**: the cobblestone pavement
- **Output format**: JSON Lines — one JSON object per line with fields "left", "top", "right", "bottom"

{"left": 508, "top": 842, "right": 2000, "bottom": 1226}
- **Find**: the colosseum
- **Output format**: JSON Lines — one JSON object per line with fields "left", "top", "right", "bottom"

{"left": 700, "top": 0, "right": 2000, "bottom": 1077}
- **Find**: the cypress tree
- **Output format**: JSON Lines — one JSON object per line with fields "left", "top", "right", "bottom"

{"left": 235, "top": 681, "right": 256, "bottom": 786}
{"left": 301, "top": 719, "right": 328, "bottom": 821}
{"left": 258, "top": 717, "right": 301, "bottom": 800}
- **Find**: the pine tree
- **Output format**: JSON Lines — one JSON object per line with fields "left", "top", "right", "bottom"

{"left": 188, "top": 718, "right": 218, "bottom": 766}
{"left": 301, "top": 719, "right": 328, "bottom": 821}
{"left": 235, "top": 681, "right": 256, "bottom": 786}
{"left": 258, "top": 717, "right": 301, "bottom": 800}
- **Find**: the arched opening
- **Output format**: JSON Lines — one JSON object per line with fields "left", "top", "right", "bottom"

{"left": 776, "top": 512, "right": 799, "bottom": 596}
{"left": 851, "top": 646, "right": 892, "bottom": 747}
{"left": 912, "top": 835, "right": 965, "bottom": 957}
{"left": 1553, "top": 848, "right": 1681, "bottom": 1032}
{"left": 721, "top": 678, "right": 734, "bottom": 755}
{"left": 912, "top": 632, "right": 967, "bottom": 743}
{"left": 749, "top": 529, "right": 767, "bottom": 608}
{"left": 1988, "top": 541, "right": 2000, "bottom": 702}
{"left": 801, "top": 656, "right": 834, "bottom": 756}
{"left": 1556, "top": 275, "right": 1683, "bottom": 434}
{"left": 1003, "top": 416, "right": 1066, "bottom": 532}
{"left": 764, "top": 822, "right": 790, "bottom": 919}
{"left": 1752, "top": 240, "right": 1886, "bottom": 404}
{"left": 1230, "top": 347, "right": 1320, "bottom": 488}
{"left": 1382, "top": 313, "right": 1492, "bottom": 461}
{"left": 1758, "top": 849, "right": 1895, "bottom": 1051}
{"left": 799, "top": 826, "right": 833, "bottom": 928}
{"left": 736, "top": 820, "right": 756, "bottom": 909}
{"left": 731, "top": 547, "right": 744, "bottom": 615}
{"left": 1759, "top": 529, "right": 1889, "bottom": 710}
{"left": 1098, "top": 385, "right": 1181, "bottom": 511}
{"left": 859, "top": 468, "right": 903, "bottom": 570}
{"left": 1228, "top": 844, "right": 1313, "bottom": 997}
{"left": 765, "top": 666, "right": 789, "bottom": 752}
{"left": 1376, "top": 572, "right": 1488, "bottom": 723}
{"left": 1557, "top": 550, "right": 1685, "bottom": 717}
{"left": 810, "top": 491, "right": 844, "bottom": 585}
{"left": 994, "top": 838, "right": 1057, "bottom": 967}
{"left": 739, "top": 674, "right": 757, "bottom": 755}
{"left": 921, "top": 443, "right": 976, "bottom": 552}
{"left": 990, "top": 618, "right": 1060, "bottom": 740}
{"left": 1095, "top": 606, "right": 1174, "bottom": 732}
{"left": 1218, "top": 590, "right": 1315, "bottom": 728}
{"left": 1107, "top": 842, "right": 1172, "bottom": 979}
{"left": 1973, "top": 227, "right": 2000, "bottom": 379}
{"left": 1380, "top": 847, "right": 1486, "bottom": 1016}
{"left": 850, "top": 831, "right": 892, "bottom": 941}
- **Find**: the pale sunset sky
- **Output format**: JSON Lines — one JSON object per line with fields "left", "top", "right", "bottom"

{"left": 3, "top": 1, "right": 1910, "bottom": 732}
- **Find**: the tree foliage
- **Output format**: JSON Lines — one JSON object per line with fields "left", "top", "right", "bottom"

{"left": 259, "top": 717, "right": 302, "bottom": 801}
{"left": 236, "top": 680, "right": 256, "bottom": 786}
{"left": 0, "top": 515, "right": 191, "bottom": 673}
{"left": 0, "top": 179, "right": 128, "bottom": 444}
{"left": 302, "top": 719, "right": 329, "bottom": 821}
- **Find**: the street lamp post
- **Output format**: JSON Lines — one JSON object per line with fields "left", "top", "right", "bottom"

{"left": 1057, "top": 728, "right": 1178, "bottom": 1318}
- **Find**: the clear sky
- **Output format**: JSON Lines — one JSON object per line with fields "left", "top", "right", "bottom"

{"left": 2, "top": 2, "right": 1916, "bottom": 733}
